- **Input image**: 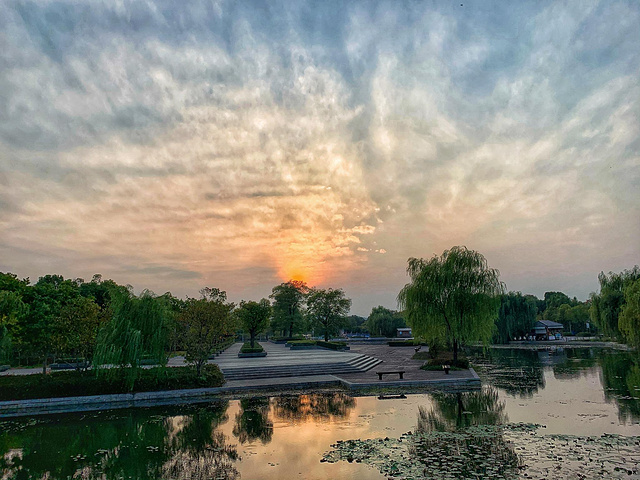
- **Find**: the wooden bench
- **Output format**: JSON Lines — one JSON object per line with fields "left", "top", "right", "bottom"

{"left": 376, "top": 370, "right": 405, "bottom": 380}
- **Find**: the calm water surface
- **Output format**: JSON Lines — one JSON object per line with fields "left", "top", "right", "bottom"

{"left": 1, "top": 347, "right": 639, "bottom": 479}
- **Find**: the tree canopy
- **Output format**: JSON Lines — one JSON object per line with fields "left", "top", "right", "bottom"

{"left": 180, "top": 288, "right": 235, "bottom": 375}
{"left": 398, "top": 246, "right": 504, "bottom": 361}
{"left": 236, "top": 299, "right": 271, "bottom": 348}
{"left": 306, "top": 288, "right": 351, "bottom": 342}
{"left": 270, "top": 280, "right": 309, "bottom": 338}
{"left": 619, "top": 278, "right": 640, "bottom": 348}
{"left": 366, "top": 306, "right": 406, "bottom": 338}
{"left": 493, "top": 292, "right": 537, "bottom": 343}
{"left": 590, "top": 267, "right": 640, "bottom": 340}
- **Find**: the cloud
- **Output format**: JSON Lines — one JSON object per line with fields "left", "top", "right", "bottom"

{"left": 0, "top": 0, "right": 638, "bottom": 311}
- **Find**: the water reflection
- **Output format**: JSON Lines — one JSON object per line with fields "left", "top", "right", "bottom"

{"left": 469, "top": 347, "right": 545, "bottom": 397}
{"left": 232, "top": 398, "right": 273, "bottom": 444}
{"left": 0, "top": 403, "right": 238, "bottom": 480}
{"left": 410, "top": 387, "right": 518, "bottom": 478}
{"left": 470, "top": 346, "right": 640, "bottom": 424}
{"left": 598, "top": 351, "right": 640, "bottom": 423}
{"left": 272, "top": 393, "right": 355, "bottom": 422}
{"left": 417, "top": 386, "right": 508, "bottom": 432}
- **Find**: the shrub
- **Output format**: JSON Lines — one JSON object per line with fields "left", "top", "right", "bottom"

{"left": 0, "top": 365, "right": 225, "bottom": 401}
{"left": 239, "top": 341, "right": 264, "bottom": 354}
{"left": 315, "top": 340, "right": 348, "bottom": 350}
{"left": 271, "top": 336, "right": 305, "bottom": 342}
{"left": 287, "top": 340, "right": 316, "bottom": 347}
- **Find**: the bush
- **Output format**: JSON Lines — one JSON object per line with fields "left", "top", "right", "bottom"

{"left": 240, "top": 341, "right": 264, "bottom": 354}
{"left": 315, "top": 340, "right": 348, "bottom": 350}
{"left": 0, "top": 365, "right": 225, "bottom": 401}
{"left": 271, "top": 336, "right": 305, "bottom": 342}
{"left": 287, "top": 340, "right": 316, "bottom": 347}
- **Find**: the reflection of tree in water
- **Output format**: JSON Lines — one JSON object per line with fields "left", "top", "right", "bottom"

{"left": 162, "top": 403, "right": 239, "bottom": 480}
{"left": 551, "top": 348, "right": 597, "bottom": 379}
{"left": 410, "top": 387, "right": 518, "bottom": 479}
{"left": 0, "top": 403, "right": 239, "bottom": 480}
{"left": 417, "top": 386, "right": 508, "bottom": 433}
{"left": 232, "top": 397, "right": 273, "bottom": 444}
{"left": 469, "top": 347, "right": 545, "bottom": 397}
{"left": 598, "top": 350, "right": 640, "bottom": 423}
{"left": 271, "top": 393, "right": 356, "bottom": 422}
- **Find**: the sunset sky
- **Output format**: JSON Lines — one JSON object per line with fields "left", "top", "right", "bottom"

{"left": 1, "top": 0, "right": 638, "bottom": 315}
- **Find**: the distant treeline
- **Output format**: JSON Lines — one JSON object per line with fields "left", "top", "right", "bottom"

{"left": 1, "top": 264, "right": 639, "bottom": 375}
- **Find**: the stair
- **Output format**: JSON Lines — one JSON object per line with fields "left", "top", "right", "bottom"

{"left": 220, "top": 354, "right": 382, "bottom": 381}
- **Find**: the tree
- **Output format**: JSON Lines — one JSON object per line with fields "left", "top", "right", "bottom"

{"left": 94, "top": 289, "right": 170, "bottom": 388}
{"left": 397, "top": 246, "right": 504, "bottom": 362}
{"left": 619, "top": 278, "right": 640, "bottom": 348}
{"left": 590, "top": 267, "right": 640, "bottom": 339}
{"left": 306, "top": 288, "right": 351, "bottom": 342}
{"left": 180, "top": 289, "right": 235, "bottom": 376}
{"left": 493, "top": 292, "right": 537, "bottom": 344}
{"left": 270, "top": 280, "right": 309, "bottom": 338}
{"left": 0, "top": 290, "right": 29, "bottom": 364}
{"left": 236, "top": 299, "right": 271, "bottom": 348}
{"left": 344, "top": 315, "right": 367, "bottom": 334}
{"left": 366, "top": 306, "right": 406, "bottom": 337}
{"left": 51, "top": 296, "right": 102, "bottom": 366}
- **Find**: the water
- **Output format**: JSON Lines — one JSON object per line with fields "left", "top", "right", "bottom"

{"left": 1, "top": 347, "right": 639, "bottom": 479}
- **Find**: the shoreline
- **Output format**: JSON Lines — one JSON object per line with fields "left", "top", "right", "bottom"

{"left": 0, "top": 369, "right": 481, "bottom": 418}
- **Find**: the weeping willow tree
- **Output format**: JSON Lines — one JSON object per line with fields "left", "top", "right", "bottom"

{"left": 94, "top": 288, "right": 169, "bottom": 388}
{"left": 398, "top": 246, "right": 504, "bottom": 362}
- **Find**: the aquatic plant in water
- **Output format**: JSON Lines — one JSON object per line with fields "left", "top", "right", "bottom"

{"left": 323, "top": 423, "right": 640, "bottom": 480}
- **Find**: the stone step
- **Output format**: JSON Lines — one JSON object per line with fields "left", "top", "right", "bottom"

{"left": 220, "top": 354, "right": 383, "bottom": 381}
{"left": 221, "top": 363, "right": 359, "bottom": 376}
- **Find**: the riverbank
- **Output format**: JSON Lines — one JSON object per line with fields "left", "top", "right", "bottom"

{"left": 0, "top": 369, "right": 481, "bottom": 417}
{"left": 0, "top": 342, "right": 481, "bottom": 417}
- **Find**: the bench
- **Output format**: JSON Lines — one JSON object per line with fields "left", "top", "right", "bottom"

{"left": 442, "top": 365, "right": 450, "bottom": 374}
{"left": 376, "top": 370, "right": 405, "bottom": 380}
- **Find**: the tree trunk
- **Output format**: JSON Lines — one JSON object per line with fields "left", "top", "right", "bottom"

{"left": 453, "top": 339, "right": 458, "bottom": 363}
{"left": 42, "top": 353, "right": 48, "bottom": 375}
{"left": 288, "top": 322, "right": 293, "bottom": 339}
{"left": 250, "top": 332, "right": 255, "bottom": 348}
{"left": 324, "top": 331, "right": 329, "bottom": 342}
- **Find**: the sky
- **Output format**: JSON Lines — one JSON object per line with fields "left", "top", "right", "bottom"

{"left": 0, "top": 0, "right": 638, "bottom": 316}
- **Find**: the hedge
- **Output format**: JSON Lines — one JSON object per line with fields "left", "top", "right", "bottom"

{"left": 287, "top": 340, "right": 316, "bottom": 347}
{"left": 0, "top": 365, "right": 225, "bottom": 402}
{"left": 239, "top": 341, "right": 264, "bottom": 354}
{"left": 315, "top": 341, "right": 348, "bottom": 350}
{"left": 271, "top": 336, "right": 306, "bottom": 342}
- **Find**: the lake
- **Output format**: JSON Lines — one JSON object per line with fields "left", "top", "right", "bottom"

{"left": 1, "top": 346, "right": 639, "bottom": 479}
